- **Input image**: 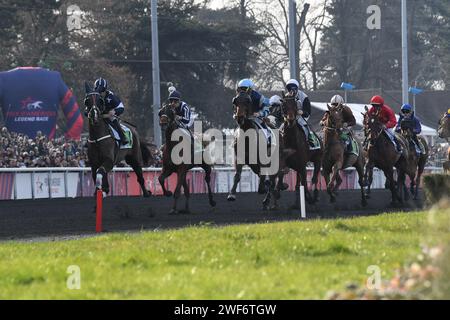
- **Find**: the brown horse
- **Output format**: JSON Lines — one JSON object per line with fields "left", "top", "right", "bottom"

{"left": 84, "top": 83, "right": 151, "bottom": 197}
{"left": 279, "top": 93, "right": 322, "bottom": 208}
{"left": 227, "top": 92, "right": 280, "bottom": 210}
{"left": 398, "top": 118, "right": 429, "bottom": 199}
{"left": 321, "top": 105, "right": 367, "bottom": 206}
{"left": 158, "top": 104, "right": 216, "bottom": 214}
{"left": 364, "top": 107, "right": 407, "bottom": 204}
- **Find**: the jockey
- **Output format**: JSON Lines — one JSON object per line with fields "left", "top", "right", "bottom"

{"left": 168, "top": 89, "right": 194, "bottom": 139}
{"left": 367, "top": 95, "right": 401, "bottom": 152}
{"left": 285, "top": 79, "right": 319, "bottom": 150}
{"left": 395, "top": 104, "right": 424, "bottom": 154}
{"left": 235, "top": 79, "right": 271, "bottom": 141}
{"left": 94, "top": 77, "right": 128, "bottom": 145}
{"left": 326, "top": 95, "right": 356, "bottom": 152}
{"left": 269, "top": 95, "right": 283, "bottom": 128}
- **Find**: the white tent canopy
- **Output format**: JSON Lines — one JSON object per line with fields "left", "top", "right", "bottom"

{"left": 311, "top": 102, "right": 438, "bottom": 137}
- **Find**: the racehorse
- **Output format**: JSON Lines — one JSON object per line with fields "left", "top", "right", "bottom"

{"left": 227, "top": 91, "right": 280, "bottom": 210}
{"left": 398, "top": 117, "right": 429, "bottom": 199}
{"left": 321, "top": 105, "right": 367, "bottom": 206}
{"left": 84, "top": 83, "right": 152, "bottom": 197}
{"left": 158, "top": 104, "right": 216, "bottom": 214}
{"left": 363, "top": 108, "right": 411, "bottom": 204}
{"left": 439, "top": 113, "right": 450, "bottom": 174}
{"left": 279, "top": 93, "right": 322, "bottom": 208}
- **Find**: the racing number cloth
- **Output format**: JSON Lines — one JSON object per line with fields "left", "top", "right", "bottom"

{"left": 0, "top": 67, "right": 83, "bottom": 140}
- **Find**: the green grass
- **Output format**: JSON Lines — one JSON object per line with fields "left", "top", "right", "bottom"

{"left": 0, "top": 211, "right": 431, "bottom": 299}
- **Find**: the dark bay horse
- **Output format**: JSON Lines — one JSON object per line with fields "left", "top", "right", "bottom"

{"left": 279, "top": 93, "right": 322, "bottom": 208}
{"left": 227, "top": 92, "right": 280, "bottom": 210}
{"left": 363, "top": 109, "right": 412, "bottom": 204}
{"left": 84, "top": 83, "right": 151, "bottom": 197}
{"left": 321, "top": 105, "right": 367, "bottom": 206}
{"left": 398, "top": 118, "right": 429, "bottom": 199}
{"left": 158, "top": 104, "right": 216, "bottom": 214}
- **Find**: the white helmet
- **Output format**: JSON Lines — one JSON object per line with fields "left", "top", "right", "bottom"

{"left": 286, "top": 79, "right": 300, "bottom": 91}
{"left": 330, "top": 95, "right": 345, "bottom": 106}
{"left": 269, "top": 95, "right": 282, "bottom": 106}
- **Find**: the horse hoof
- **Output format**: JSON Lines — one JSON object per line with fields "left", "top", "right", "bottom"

{"left": 258, "top": 189, "right": 265, "bottom": 195}
{"left": 262, "top": 205, "right": 269, "bottom": 211}
{"left": 143, "top": 191, "right": 152, "bottom": 198}
{"left": 169, "top": 209, "right": 178, "bottom": 215}
{"left": 210, "top": 200, "right": 217, "bottom": 207}
{"left": 164, "top": 191, "right": 173, "bottom": 197}
{"left": 227, "top": 195, "right": 236, "bottom": 202}
{"left": 270, "top": 205, "right": 279, "bottom": 211}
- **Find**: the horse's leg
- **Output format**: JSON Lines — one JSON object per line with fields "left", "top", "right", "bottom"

{"left": 300, "top": 165, "right": 314, "bottom": 205}
{"left": 202, "top": 164, "right": 216, "bottom": 207}
{"left": 127, "top": 156, "right": 151, "bottom": 198}
{"left": 170, "top": 168, "right": 186, "bottom": 215}
{"left": 158, "top": 167, "right": 173, "bottom": 197}
{"left": 91, "top": 166, "right": 99, "bottom": 195}
{"left": 323, "top": 164, "right": 333, "bottom": 203}
{"left": 327, "top": 162, "right": 342, "bottom": 203}
{"left": 227, "top": 164, "right": 243, "bottom": 201}
{"left": 364, "top": 162, "right": 374, "bottom": 198}
{"left": 384, "top": 167, "right": 399, "bottom": 205}
{"left": 181, "top": 174, "right": 190, "bottom": 214}
{"left": 269, "top": 175, "right": 279, "bottom": 210}
{"left": 356, "top": 160, "right": 368, "bottom": 207}
{"left": 311, "top": 156, "right": 321, "bottom": 203}
{"left": 290, "top": 172, "right": 301, "bottom": 210}
{"left": 414, "top": 157, "right": 426, "bottom": 200}
{"left": 102, "top": 173, "right": 110, "bottom": 195}
{"left": 262, "top": 176, "right": 271, "bottom": 211}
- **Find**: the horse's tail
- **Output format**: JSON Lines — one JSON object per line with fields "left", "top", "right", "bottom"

{"left": 140, "top": 140, "right": 153, "bottom": 167}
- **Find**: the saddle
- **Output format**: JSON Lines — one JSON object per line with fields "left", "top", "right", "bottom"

{"left": 108, "top": 123, "right": 133, "bottom": 149}
{"left": 340, "top": 131, "right": 359, "bottom": 156}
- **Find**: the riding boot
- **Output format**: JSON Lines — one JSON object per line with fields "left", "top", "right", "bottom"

{"left": 393, "top": 136, "right": 402, "bottom": 153}
{"left": 111, "top": 118, "right": 128, "bottom": 145}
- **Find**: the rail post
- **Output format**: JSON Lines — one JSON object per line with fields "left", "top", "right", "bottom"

{"left": 96, "top": 189, "right": 103, "bottom": 233}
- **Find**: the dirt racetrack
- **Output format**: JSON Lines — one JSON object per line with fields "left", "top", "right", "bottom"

{"left": 0, "top": 190, "right": 424, "bottom": 241}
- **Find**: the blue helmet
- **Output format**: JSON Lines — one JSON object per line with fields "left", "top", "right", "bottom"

{"left": 94, "top": 77, "right": 108, "bottom": 93}
{"left": 238, "top": 79, "right": 254, "bottom": 90}
{"left": 169, "top": 90, "right": 181, "bottom": 101}
{"left": 401, "top": 104, "right": 412, "bottom": 112}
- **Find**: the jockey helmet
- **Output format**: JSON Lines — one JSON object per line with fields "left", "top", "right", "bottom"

{"left": 169, "top": 90, "right": 181, "bottom": 101}
{"left": 168, "top": 85, "right": 177, "bottom": 94}
{"left": 269, "top": 95, "right": 282, "bottom": 106}
{"left": 370, "top": 95, "right": 384, "bottom": 106}
{"left": 330, "top": 95, "right": 345, "bottom": 106}
{"left": 286, "top": 79, "right": 300, "bottom": 92}
{"left": 237, "top": 79, "right": 254, "bottom": 91}
{"left": 401, "top": 104, "right": 412, "bottom": 113}
{"left": 94, "top": 78, "right": 108, "bottom": 93}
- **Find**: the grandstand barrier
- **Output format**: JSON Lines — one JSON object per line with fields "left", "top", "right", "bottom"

{"left": 0, "top": 167, "right": 444, "bottom": 201}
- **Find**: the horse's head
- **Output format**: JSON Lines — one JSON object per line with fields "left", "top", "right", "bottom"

{"left": 281, "top": 92, "right": 297, "bottom": 128}
{"left": 325, "top": 104, "right": 345, "bottom": 131}
{"left": 438, "top": 112, "right": 450, "bottom": 140}
{"left": 365, "top": 109, "right": 384, "bottom": 145}
{"left": 158, "top": 102, "right": 176, "bottom": 134}
{"left": 84, "top": 82, "right": 105, "bottom": 126}
{"left": 400, "top": 117, "right": 415, "bottom": 139}
{"left": 232, "top": 92, "right": 252, "bottom": 127}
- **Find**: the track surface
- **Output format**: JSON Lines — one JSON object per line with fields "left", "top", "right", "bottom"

{"left": 0, "top": 190, "right": 424, "bottom": 241}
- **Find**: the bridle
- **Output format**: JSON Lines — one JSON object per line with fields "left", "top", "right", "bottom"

{"left": 85, "top": 92, "right": 112, "bottom": 144}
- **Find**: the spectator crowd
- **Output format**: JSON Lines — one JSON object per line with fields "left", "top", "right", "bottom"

{"left": 0, "top": 127, "right": 88, "bottom": 168}
{"left": 0, "top": 127, "right": 163, "bottom": 168}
